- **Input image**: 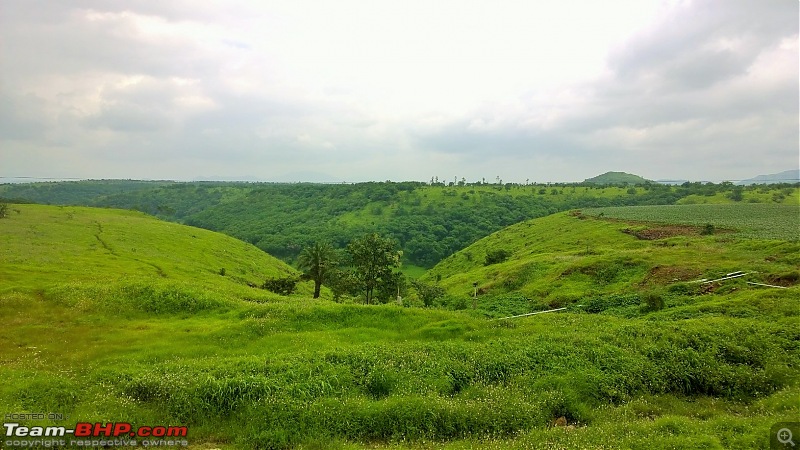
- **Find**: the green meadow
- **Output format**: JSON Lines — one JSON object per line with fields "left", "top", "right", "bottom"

{"left": 1, "top": 202, "right": 799, "bottom": 449}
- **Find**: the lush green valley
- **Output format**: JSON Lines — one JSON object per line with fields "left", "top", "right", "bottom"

{"left": 2, "top": 180, "right": 797, "bottom": 272}
{"left": 1, "top": 199, "right": 798, "bottom": 449}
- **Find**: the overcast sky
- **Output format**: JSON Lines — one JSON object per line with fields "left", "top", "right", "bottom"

{"left": 1, "top": 0, "right": 797, "bottom": 183}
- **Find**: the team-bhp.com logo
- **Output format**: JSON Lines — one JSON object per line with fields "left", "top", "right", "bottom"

{"left": 4, "top": 422, "right": 188, "bottom": 447}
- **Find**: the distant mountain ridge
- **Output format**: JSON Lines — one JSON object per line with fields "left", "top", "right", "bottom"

{"left": 583, "top": 171, "right": 651, "bottom": 185}
{"left": 736, "top": 169, "right": 800, "bottom": 185}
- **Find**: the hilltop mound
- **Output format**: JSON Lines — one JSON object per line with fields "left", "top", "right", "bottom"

{"left": 0, "top": 204, "right": 297, "bottom": 292}
{"left": 583, "top": 171, "right": 650, "bottom": 185}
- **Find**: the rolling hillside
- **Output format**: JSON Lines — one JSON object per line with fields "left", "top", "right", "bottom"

{"left": 424, "top": 205, "right": 799, "bottom": 315}
{"left": 423, "top": 205, "right": 800, "bottom": 309}
{"left": 0, "top": 204, "right": 297, "bottom": 293}
{"left": 1, "top": 204, "right": 799, "bottom": 449}
{"left": 4, "top": 180, "right": 796, "bottom": 271}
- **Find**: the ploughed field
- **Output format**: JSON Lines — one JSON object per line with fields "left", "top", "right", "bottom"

{"left": 1, "top": 203, "right": 798, "bottom": 449}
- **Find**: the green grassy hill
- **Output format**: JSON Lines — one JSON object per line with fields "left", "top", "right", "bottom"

{"left": 2, "top": 204, "right": 799, "bottom": 449}
{"left": 0, "top": 204, "right": 297, "bottom": 292}
{"left": 424, "top": 205, "right": 799, "bottom": 314}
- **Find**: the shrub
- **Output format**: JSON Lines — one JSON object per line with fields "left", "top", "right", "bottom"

{"left": 700, "top": 223, "right": 715, "bottom": 235}
{"left": 364, "top": 368, "right": 397, "bottom": 399}
{"left": 584, "top": 294, "right": 639, "bottom": 313}
{"left": 640, "top": 292, "right": 665, "bottom": 312}
{"left": 446, "top": 368, "right": 472, "bottom": 396}
{"left": 262, "top": 277, "right": 299, "bottom": 296}
{"left": 484, "top": 249, "right": 511, "bottom": 266}
{"left": 727, "top": 187, "right": 743, "bottom": 202}
{"left": 450, "top": 296, "right": 469, "bottom": 310}
{"left": 667, "top": 282, "right": 700, "bottom": 296}
{"left": 410, "top": 280, "right": 445, "bottom": 307}
{"left": 0, "top": 203, "right": 8, "bottom": 218}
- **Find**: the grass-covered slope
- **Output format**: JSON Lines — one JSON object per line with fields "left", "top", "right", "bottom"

{"left": 0, "top": 204, "right": 297, "bottom": 292}
{"left": 1, "top": 204, "right": 799, "bottom": 449}
{"left": 424, "top": 206, "right": 799, "bottom": 312}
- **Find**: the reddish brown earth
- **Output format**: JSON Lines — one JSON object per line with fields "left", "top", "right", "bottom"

{"left": 641, "top": 265, "right": 702, "bottom": 285}
{"left": 621, "top": 225, "right": 703, "bottom": 240}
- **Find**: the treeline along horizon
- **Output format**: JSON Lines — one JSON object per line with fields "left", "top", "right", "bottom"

{"left": 1, "top": 179, "right": 797, "bottom": 268}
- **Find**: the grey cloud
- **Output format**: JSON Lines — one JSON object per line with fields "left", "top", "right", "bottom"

{"left": 1, "top": 1, "right": 796, "bottom": 182}
{"left": 414, "top": 120, "right": 581, "bottom": 161}
{"left": 185, "top": 94, "right": 306, "bottom": 130}
{"left": 659, "top": 48, "right": 748, "bottom": 90}
{"left": 1, "top": 3, "right": 225, "bottom": 83}
{"left": 0, "top": 92, "right": 49, "bottom": 140}
{"left": 416, "top": 0, "right": 797, "bottom": 180}
{"left": 83, "top": 104, "right": 173, "bottom": 132}
{"left": 80, "top": 78, "right": 187, "bottom": 132}
{"left": 609, "top": 0, "right": 796, "bottom": 91}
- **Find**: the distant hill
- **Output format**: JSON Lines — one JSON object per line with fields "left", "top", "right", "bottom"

{"left": 583, "top": 171, "right": 650, "bottom": 185}
{"left": 736, "top": 169, "right": 800, "bottom": 185}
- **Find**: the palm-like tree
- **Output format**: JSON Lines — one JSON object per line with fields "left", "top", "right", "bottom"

{"left": 297, "top": 241, "right": 337, "bottom": 299}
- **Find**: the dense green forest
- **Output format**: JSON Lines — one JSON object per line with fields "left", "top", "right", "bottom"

{"left": 1, "top": 180, "right": 797, "bottom": 269}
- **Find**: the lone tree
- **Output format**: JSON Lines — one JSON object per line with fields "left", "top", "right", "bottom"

{"left": 297, "top": 241, "right": 338, "bottom": 299}
{"left": 347, "top": 233, "right": 402, "bottom": 304}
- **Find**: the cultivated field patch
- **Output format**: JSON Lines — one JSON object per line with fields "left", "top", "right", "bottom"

{"left": 583, "top": 203, "right": 800, "bottom": 241}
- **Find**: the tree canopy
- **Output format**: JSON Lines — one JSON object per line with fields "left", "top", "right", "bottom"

{"left": 297, "top": 241, "right": 338, "bottom": 299}
{"left": 346, "top": 233, "right": 402, "bottom": 304}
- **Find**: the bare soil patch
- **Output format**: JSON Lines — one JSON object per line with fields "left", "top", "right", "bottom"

{"left": 641, "top": 265, "right": 702, "bottom": 285}
{"left": 621, "top": 225, "right": 702, "bottom": 240}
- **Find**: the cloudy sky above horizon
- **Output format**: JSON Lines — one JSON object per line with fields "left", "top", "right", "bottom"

{"left": 1, "top": 0, "right": 797, "bottom": 183}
